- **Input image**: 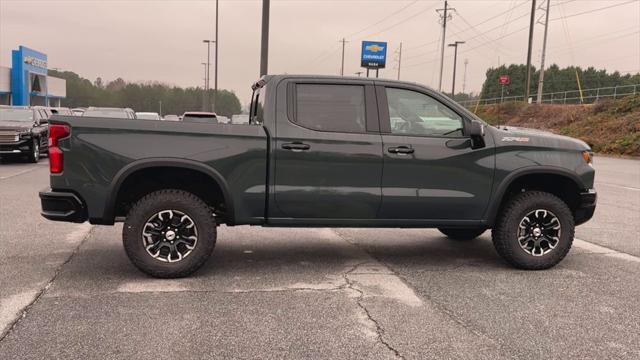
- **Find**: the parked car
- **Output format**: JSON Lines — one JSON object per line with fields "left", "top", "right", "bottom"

{"left": 71, "top": 108, "right": 86, "bottom": 116}
{"left": 83, "top": 107, "right": 136, "bottom": 119}
{"left": 50, "top": 107, "right": 74, "bottom": 116}
{"left": 216, "top": 115, "right": 230, "bottom": 124}
{"left": 181, "top": 111, "right": 217, "bottom": 123}
{"left": 136, "top": 112, "right": 161, "bottom": 120}
{"left": 0, "top": 106, "right": 49, "bottom": 162}
{"left": 40, "top": 75, "right": 597, "bottom": 278}
{"left": 231, "top": 114, "right": 250, "bottom": 124}
{"left": 163, "top": 115, "right": 179, "bottom": 121}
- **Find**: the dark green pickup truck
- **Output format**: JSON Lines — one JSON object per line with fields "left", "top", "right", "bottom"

{"left": 40, "top": 75, "right": 596, "bottom": 278}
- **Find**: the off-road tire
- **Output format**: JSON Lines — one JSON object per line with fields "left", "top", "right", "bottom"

{"left": 123, "top": 189, "right": 217, "bottom": 278}
{"left": 27, "top": 139, "right": 40, "bottom": 163}
{"left": 492, "top": 191, "right": 574, "bottom": 270}
{"left": 438, "top": 227, "right": 486, "bottom": 240}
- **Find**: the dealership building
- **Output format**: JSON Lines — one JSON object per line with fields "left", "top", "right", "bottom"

{"left": 0, "top": 46, "right": 66, "bottom": 107}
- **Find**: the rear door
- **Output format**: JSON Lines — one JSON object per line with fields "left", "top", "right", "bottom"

{"left": 272, "top": 78, "right": 383, "bottom": 220}
{"left": 376, "top": 84, "right": 495, "bottom": 221}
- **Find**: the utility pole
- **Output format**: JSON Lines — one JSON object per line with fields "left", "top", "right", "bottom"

{"left": 436, "top": 1, "right": 454, "bottom": 92}
{"left": 214, "top": 0, "right": 219, "bottom": 113}
{"left": 260, "top": 0, "right": 270, "bottom": 76}
{"left": 536, "top": 0, "right": 550, "bottom": 104}
{"left": 524, "top": 0, "right": 537, "bottom": 102}
{"left": 203, "top": 40, "right": 214, "bottom": 112}
{"left": 462, "top": 58, "right": 468, "bottom": 95}
{"left": 397, "top": 42, "right": 403, "bottom": 80}
{"left": 340, "top": 38, "right": 347, "bottom": 76}
{"left": 448, "top": 41, "right": 464, "bottom": 98}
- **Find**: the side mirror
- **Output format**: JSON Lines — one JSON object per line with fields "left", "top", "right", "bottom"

{"left": 468, "top": 120, "right": 485, "bottom": 149}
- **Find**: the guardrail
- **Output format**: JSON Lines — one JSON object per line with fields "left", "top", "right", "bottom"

{"left": 459, "top": 84, "right": 639, "bottom": 108}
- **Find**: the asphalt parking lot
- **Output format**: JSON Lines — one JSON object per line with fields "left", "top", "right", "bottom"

{"left": 0, "top": 155, "right": 638, "bottom": 359}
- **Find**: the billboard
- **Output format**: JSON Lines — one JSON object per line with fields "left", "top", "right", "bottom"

{"left": 361, "top": 41, "right": 387, "bottom": 69}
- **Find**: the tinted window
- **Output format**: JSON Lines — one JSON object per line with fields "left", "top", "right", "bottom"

{"left": 182, "top": 114, "right": 218, "bottom": 123}
{"left": 386, "top": 88, "right": 463, "bottom": 137}
{"left": 295, "top": 84, "right": 366, "bottom": 133}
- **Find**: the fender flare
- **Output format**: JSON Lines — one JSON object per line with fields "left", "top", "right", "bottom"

{"left": 485, "top": 166, "right": 586, "bottom": 226}
{"left": 103, "top": 158, "right": 235, "bottom": 224}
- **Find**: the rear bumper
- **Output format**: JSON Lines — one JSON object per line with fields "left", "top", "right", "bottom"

{"left": 575, "top": 189, "right": 597, "bottom": 225}
{"left": 39, "top": 188, "right": 88, "bottom": 223}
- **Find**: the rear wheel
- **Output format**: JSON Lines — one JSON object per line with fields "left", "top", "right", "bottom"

{"left": 438, "top": 227, "right": 486, "bottom": 240}
{"left": 123, "top": 189, "right": 217, "bottom": 278}
{"left": 492, "top": 191, "right": 574, "bottom": 270}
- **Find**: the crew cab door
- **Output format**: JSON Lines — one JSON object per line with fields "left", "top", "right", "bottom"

{"left": 272, "top": 79, "right": 383, "bottom": 220}
{"left": 376, "top": 84, "right": 495, "bottom": 221}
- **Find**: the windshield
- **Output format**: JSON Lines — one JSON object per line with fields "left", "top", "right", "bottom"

{"left": 182, "top": 114, "right": 218, "bottom": 123}
{"left": 0, "top": 108, "right": 33, "bottom": 122}
{"left": 83, "top": 109, "right": 129, "bottom": 118}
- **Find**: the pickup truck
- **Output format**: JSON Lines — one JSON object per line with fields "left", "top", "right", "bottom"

{"left": 40, "top": 75, "right": 597, "bottom": 278}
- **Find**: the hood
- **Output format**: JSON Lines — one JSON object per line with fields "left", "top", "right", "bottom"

{"left": 0, "top": 121, "right": 34, "bottom": 132}
{"left": 491, "top": 125, "right": 590, "bottom": 151}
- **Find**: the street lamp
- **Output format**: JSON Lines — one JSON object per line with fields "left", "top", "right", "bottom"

{"left": 203, "top": 40, "right": 215, "bottom": 112}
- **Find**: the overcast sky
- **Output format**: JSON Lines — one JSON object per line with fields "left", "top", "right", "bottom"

{"left": 1, "top": 0, "right": 638, "bottom": 104}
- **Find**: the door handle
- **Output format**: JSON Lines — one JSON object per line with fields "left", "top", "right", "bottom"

{"left": 388, "top": 146, "right": 414, "bottom": 155}
{"left": 282, "top": 142, "right": 311, "bottom": 151}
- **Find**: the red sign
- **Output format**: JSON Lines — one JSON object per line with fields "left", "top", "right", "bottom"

{"left": 498, "top": 75, "right": 510, "bottom": 85}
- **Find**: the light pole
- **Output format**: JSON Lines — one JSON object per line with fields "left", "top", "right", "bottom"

{"left": 260, "top": 0, "right": 270, "bottom": 76}
{"left": 214, "top": 0, "right": 219, "bottom": 113}
{"left": 448, "top": 41, "right": 464, "bottom": 99}
{"left": 203, "top": 40, "right": 215, "bottom": 112}
{"left": 201, "top": 62, "right": 208, "bottom": 111}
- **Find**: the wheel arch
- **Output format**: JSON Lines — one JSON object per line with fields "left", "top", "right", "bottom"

{"left": 104, "top": 158, "right": 235, "bottom": 225}
{"left": 486, "top": 166, "right": 586, "bottom": 227}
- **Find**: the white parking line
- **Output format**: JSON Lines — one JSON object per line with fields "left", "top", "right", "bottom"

{"left": 0, "top": 166, "right": 42, "bottom": 180}
{"left": 574, "top": 238, "right": 640, "bottom": 263}
{"left": 596, "top": 182, "right": 640, "bottom": 191}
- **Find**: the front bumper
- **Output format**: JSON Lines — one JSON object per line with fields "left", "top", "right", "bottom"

{"left": 39, "top": 188, "right": 88, "bottom": 223}
{"left": 575, "top": 189, "right": 597, "bottom": 225}
{"left": 0, "top": 139, "right": 31, "bottom": 154}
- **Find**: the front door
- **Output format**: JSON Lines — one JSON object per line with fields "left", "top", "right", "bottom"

{"left": 273, "top": 80, "right": 383, "bottom": 220}
{"left": 376, "top": 85, "right": 495, "bottom": 221}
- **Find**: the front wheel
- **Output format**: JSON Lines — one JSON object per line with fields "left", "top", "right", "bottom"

{"left": 438, "top": 227, "right": 486, "bottom": 240}
{"left": 27, "top": 139, "right": 40, "bottom": 163}
{"left": 492, "top": 191, "right": 574, "bottom": 270}
{"left": 123, "top": 189, "right": 217, "bottom": 278}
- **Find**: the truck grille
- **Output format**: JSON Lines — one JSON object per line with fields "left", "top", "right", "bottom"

{"left": 0, "top": 131, "right": 19, "bottom": 143}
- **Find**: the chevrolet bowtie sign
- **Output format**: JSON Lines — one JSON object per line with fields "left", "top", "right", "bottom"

{"left": 361, "top": 41, "right": 387, "bottom": 69}
{"left": 24, "top": 55, "right": 47, "bottom": 70}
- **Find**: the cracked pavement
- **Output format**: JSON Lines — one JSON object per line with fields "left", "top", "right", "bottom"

{"left": 1, "top": 156, "right": 639, "bottom": 359}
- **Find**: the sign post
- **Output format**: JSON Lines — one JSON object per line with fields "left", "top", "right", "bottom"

{"left": 361, "top": 41, "right": 387, "bottom": 77}
{"left": 498, "top": 75, "right": 510, "bottom": 103}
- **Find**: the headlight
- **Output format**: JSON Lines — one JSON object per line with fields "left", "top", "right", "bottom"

{"left": 582, "top": 150, "right": 593, "bottom": 165}
{"left": 19, "top": 130, "right": 31, "bottom": 138}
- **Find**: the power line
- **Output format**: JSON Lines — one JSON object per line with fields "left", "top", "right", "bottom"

{"left": 549, "top": 0, "right": 637, "bottom": 21}
{"left": 344, "top": 0, "right": 419, "bottom": 40}
{"left": 357, "top": 2, "right": 440, "bottom": 41}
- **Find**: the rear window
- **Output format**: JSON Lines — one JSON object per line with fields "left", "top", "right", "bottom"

{"left": 295, "top": 84, "right": 366, "bottom": 133}
{"left": 182, "top": 114, "right": 218, "bottom": 123}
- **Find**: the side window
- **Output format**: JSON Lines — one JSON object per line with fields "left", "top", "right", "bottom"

{"left": 295, "top": 84, "right": 366, "bottom": 133}
{"left": 386, "top": 88, "right": 463, "bottom": 137}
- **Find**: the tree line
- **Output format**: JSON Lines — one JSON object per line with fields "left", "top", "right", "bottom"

{"left": 476, "top": 64, "right": 640, "bottom": 101}
{"left": 49, "top": 70, "right": 243, "bottom": 118}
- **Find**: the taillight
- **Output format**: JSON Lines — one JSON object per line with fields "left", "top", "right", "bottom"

{"left": 48, "top": 124, "right": 70, "bottom": 174}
